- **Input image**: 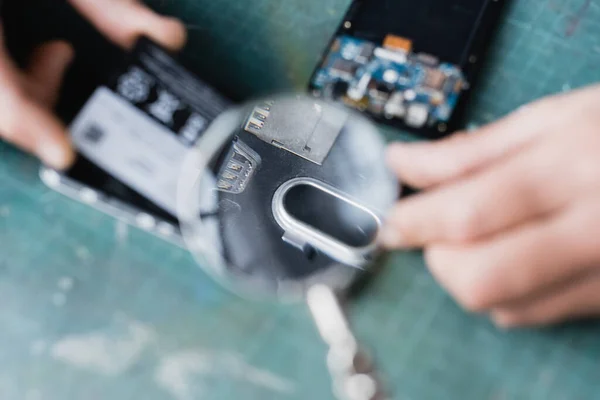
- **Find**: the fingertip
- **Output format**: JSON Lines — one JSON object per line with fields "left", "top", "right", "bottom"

{"left": 69, "top": 0, "right": 187, "bottom": 51}
{"left": 385, "top": 141, "right": 423, "bottom": 175}
{"left": 22, "top": 101, "right": 74, "bottom": 169}
{"left": 60, "top": 145, "right": 77, "bottom": 170}
{"left": 29, "top": 40, "right": 75, "bottom": 70}
{"left": 51, "top": 40, "right": 75, "bottom": 59}
{"left": 60, "top": 42, "right": 75, "bottom": 65}
{"left": 136, "top": 11, "right": 187, "bottom": 51}
{"left": 385, "top": 143, "right": 403, "bottom": 169}
{"left": 37, "top": 140, "right": 75, "bottom": 170}
{"left": 491, "top": 312, "right": 520, "bottom": 329}
{"left": 45, "top": 41, "right": 75, "bottom": 76}
{"left": 161, "top": 17, "right": 188, "bottom": 51}
{"left": 386, "top": 140, "right": 448, "bottom": 188}
{"left": 37, "top": 40, "right": 74, "bottom": 58}
{"left": 377, "top": 223, "right": 406, "bottom": 249}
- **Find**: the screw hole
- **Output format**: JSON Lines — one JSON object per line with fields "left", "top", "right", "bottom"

{"left": 303, "top": 245, "right": 317, "bottom": 261}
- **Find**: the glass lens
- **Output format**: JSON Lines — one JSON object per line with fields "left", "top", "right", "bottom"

{"left": 176, "top": 93, "right": 400, "bottom": 300}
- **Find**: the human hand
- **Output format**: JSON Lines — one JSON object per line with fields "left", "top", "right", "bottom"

{"left": 0, "top": 0, "right": 186, "bottom": 169}
{"left": 380, "top": 84, "right": 600, "bottom": 328}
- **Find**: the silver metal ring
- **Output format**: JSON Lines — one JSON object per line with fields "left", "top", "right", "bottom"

{"left": 272, "top": 177, "right": 381, "bottom": 268}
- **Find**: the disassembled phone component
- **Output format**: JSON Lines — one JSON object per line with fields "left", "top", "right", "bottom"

{"left": 309, "top": 0, "right": 506, "bottom": 137}
{"left": 312, "top": 35, "right": 466, "bottom": 130}
{"left": 244, "top": 98, "right": 348, "bottom": 165}
{"left": 35, "top": 36, "right": 233, "bottom": 242}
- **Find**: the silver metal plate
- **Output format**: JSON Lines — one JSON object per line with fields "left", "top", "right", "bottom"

{"left": 244, "top": 98, "right": 348, "bottom": 165}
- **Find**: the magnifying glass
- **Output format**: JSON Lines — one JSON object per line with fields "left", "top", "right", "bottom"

{"left": 176, "top": 93, "right": 399, "bottom": 400}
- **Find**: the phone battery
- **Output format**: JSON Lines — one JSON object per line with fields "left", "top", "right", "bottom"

{"left": 69, "top": 38, "right": 231, "bottom": 217}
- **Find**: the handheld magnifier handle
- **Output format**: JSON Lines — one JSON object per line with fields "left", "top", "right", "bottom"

{"left": 307, "top": 285, "right": 388, "bottom": 400}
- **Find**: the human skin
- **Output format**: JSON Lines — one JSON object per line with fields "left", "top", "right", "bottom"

{"left": 0, "top": 0, "right": 187, "bottom": 169}
{"left": 381, "top": 84, "right": 600, "bottom": 328}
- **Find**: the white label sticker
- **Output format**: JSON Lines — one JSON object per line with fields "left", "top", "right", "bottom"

{"left": 147, "top": 88, "right": 182, "bottom": 125}
{"left": 117, "top": 66, "right": 153, "bottom": 104}
{"left": 70, "top": 87, "right": 190, "bottom": 216}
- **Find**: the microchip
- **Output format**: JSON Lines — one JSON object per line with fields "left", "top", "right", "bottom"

{"left": 330, "top": 59, "right": 359, "bottom": 79}
{"left": 332, "top": 80, "right": 350, "bottom": 99}
{"left": 415, "top": 53, "right": 439, "bottom": 67}
{"left": 356, "top": 42, "right": 376, "bottom": 63}
{"left": 374, "top": 81, "right": 395, "bottom": 94}
{"left": 424, "top": 68, "right": 446, "bottom": 90}
{"left": 383, "top": 34, "right": 413, "bottom": 53}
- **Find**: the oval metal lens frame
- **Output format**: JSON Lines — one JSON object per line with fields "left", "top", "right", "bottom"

{"left": 273, "top": 177, "right": 381, "bottom": 268}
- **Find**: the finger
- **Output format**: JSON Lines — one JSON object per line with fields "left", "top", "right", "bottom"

{"left": 424, "top": 201, "right": 600, "bottom": 312}
{"left": 68, "top": 0, "right": 186, "bottom": 51}
{"left": 24, "top": 41, "right": 74, "bottom": 107}
{"left": 0, "top": 28, "right": 74, "bottom": 169}
{"left": 379, "top": 138, "right": 569, "bottom": 249}
{"left": 0, "top": 93, "right": 74, "bottom": 169}
{"left": 491, "top": 271, "right": 600, "bottom": 328}
{"left": 0, "top": 23, "right": 20, "bottom": 84}
{"left": 386, "top": 85, "right": 600, "bottom": 189}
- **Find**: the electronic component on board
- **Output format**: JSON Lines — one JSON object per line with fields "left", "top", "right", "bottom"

{"left": 424, "top": 68, "right": 447, "bottom": 90}
{"left": 311, "top": 35, "right": 465, "bottom": 133}
{"left": 356, "top": 42, "right": 376, "bottom": 63}
{"left": 383, "top": 34, "right": 412, "bottom": 53}
{"left": 330, "top": 59, "right": 360, "bottom": 79}
{"left": 406, "top": 103, "right": 430, "bottom": 128}
{"left": 309, "top": 0, "right": 506, "bottom": 138}
{"left": 384, "top": 92, "right": 406, "bottom": 120}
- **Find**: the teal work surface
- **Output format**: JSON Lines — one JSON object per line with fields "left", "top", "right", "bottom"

{"left": 2, "top": 1, "right": 600, "bottom": 399}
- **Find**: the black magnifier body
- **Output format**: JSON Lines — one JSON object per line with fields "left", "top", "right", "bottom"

{"left": 177, "top": 95, "right": 400, "bottom": 300}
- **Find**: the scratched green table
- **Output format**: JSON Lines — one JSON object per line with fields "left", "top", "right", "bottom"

{"left": 1, "top": 1, "right": 600, "bottom": 399}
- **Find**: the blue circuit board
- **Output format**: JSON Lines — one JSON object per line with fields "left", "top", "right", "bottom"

{"left": 311, "top": 35, "right": 467, "bottom": 130}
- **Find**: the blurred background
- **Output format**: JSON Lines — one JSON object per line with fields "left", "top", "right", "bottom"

{"left": 1, "top": 0, "right": 600, "bottom": 399}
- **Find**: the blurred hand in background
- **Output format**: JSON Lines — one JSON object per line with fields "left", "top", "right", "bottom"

{"left": 0, "top": 0, "right": 186, "bottom": 169}
{"left": 382, "top": 84, "right": 600, "bottom": 328}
